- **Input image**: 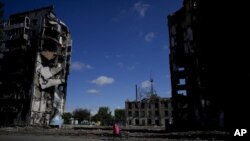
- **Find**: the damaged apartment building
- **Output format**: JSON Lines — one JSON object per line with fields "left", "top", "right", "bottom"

{"left": 0, "top": 6, "right": 72, "bottom": 126}
{"left": 168, "top": 0, "right": 249, "bottom": 130}
{"left": 125, "top": 97, "right": 172, "bottom": 128}
{"left": 125, "top": 81, "right": 173, "bottom": 128}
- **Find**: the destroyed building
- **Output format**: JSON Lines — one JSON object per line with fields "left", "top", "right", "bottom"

{"left": 125, "top": 80, "right": 173, "bottom": 128}
{"left": 168, "top": 0, "right": 249, "bottom": 130}
{"left": 0, "top": 6, "right": 72, "bottom": 126}
{"left": 125, "top": 97, "right": 172, "bottom": 128}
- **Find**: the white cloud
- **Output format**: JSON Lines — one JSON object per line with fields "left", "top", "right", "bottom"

{"left": 141, "top": 80, "right": 151, "bottom": 89}
{"left": 90, "top": 107, "right": 99, "bottom": 115}
{"left": 145, "top": 32, "right": 155, "bottom": 42}
{"left": 86, "top": 89, "right": 100, "bottom": 94}
{"left": 71, "top": 62, "right": 93, "bottom": 71}
{"left": 91, "top": 76, "right": 115, "bottom": 86}
{"left": 133, "top": 1, "right": 150, "bottom": 18}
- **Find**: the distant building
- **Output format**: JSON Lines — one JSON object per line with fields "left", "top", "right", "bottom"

{"left": 0, "top": 6, "right": 72, "bottom": 126}
{"left": 70, "top": 118, "right": 78, "bottom": 125}
{"left": 125, "top": 94, "right": 172, "bottom": 127}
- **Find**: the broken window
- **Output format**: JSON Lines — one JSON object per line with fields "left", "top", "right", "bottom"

{"left": 135, "top": 119, "right": 139, "bottom": 125}
{"left": 148, "top": 111, "right": 151, "bottom": 116}
{"left": 184, "top": 27, "right": 194, "bottom": 49}
{"left": 155, "top": 103, "right": 159, "bottom": 108}
{"left": 165, "top": 110, "right": 169, "bottom": 117}
{"left": 164, "top": 102, "right": 168, "bottom": 108}
{"left": 141, "top": 111, "right": 145, "bottom": 117}
{"left": 165, "top": 119, "right": 169, "bottom": 125}
{"left": 178, "top": 78, "right": 186, "bottom": 85}
{"left": 177, "top": 90, "right": 187, "bottom": 96}
{"left": 142, "top": 120, "right": 145, "bottom": 126}
{"left": 128, "top": 111, "right": 132, "bottom": 116}
{"left": 178, "top": 67, "right": 185, "bottom": 71}
{"left": 32, "top": 19, "right": 38, "bottom": 25}
{"left": 148, "top": 119, "right": 152, "bottom": 125}
{"left": 193, "top": 1, "right": 197, "bottom": 9}
{"left": 134, "top": 111, "right": 139, "bottom": 117}
{"left": 134, "top": 102, "right": 139, "bottom": 109}
{"left": 141, "top": 103, "right": 145, "bottom": 109}
{"left": 128, "top": 103, "right": 132, "bottom": 109}
{"left": 155, "top": 110, "right": 159, "bottom": 116}
{"left": 155, "top": 120, "right": 160, "bottom": 126}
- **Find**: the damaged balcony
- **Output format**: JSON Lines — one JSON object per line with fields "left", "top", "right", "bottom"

{"left": 3, "top": 16, "right": 30, "bottom": 41}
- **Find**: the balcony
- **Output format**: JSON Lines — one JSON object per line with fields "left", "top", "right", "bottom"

{"left": 3, "top": 33, "right": 28, "bottom": 41}
{"left": 3, "top": 23, "right": 25, "bottom": 31}
{"left": 46, "top": 20, "right": 62, "bottom": 33}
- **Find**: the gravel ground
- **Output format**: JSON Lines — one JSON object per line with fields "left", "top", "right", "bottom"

{"left": 0, "top": 127, "right": 229, "bottom": 141}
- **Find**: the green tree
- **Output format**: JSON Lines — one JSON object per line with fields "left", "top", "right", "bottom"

{"left": 62, "top": 112, "right": 72, "bottom": 124}
{"left": 72, "top": 108, "right": 91, "bottom": 123}
{"left": 92, "top": 107, "right": 113, "bottom": 126}
{"left": 114, "top": 109, "right": 125, "bottom": 122}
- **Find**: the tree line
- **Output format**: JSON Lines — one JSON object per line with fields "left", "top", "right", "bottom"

{"left": 62, "top": 107, "right": 125, "bottom": 126}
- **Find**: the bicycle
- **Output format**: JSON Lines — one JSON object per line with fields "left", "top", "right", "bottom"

{"left": 112, "top": 130, "right": 129, "bottom": 141}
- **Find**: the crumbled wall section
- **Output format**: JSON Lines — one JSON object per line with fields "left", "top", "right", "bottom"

{"left": 0, "top": 6, "right": 72, "bottom": 126}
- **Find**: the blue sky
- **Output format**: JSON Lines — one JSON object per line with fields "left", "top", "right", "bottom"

{"left": 2, "top": 0, "right": 182, "bottom": 115}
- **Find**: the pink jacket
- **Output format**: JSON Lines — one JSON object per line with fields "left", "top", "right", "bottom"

{"left": 113, "top": 123, "right": 121, "bottom": 135}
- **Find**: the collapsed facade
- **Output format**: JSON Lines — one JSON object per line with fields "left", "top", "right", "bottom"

{"left": 168, "top": 0, "right": 249, "bottom": 130}
{"left": 0, "top": 6, "right": 72, "bottom": 126}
